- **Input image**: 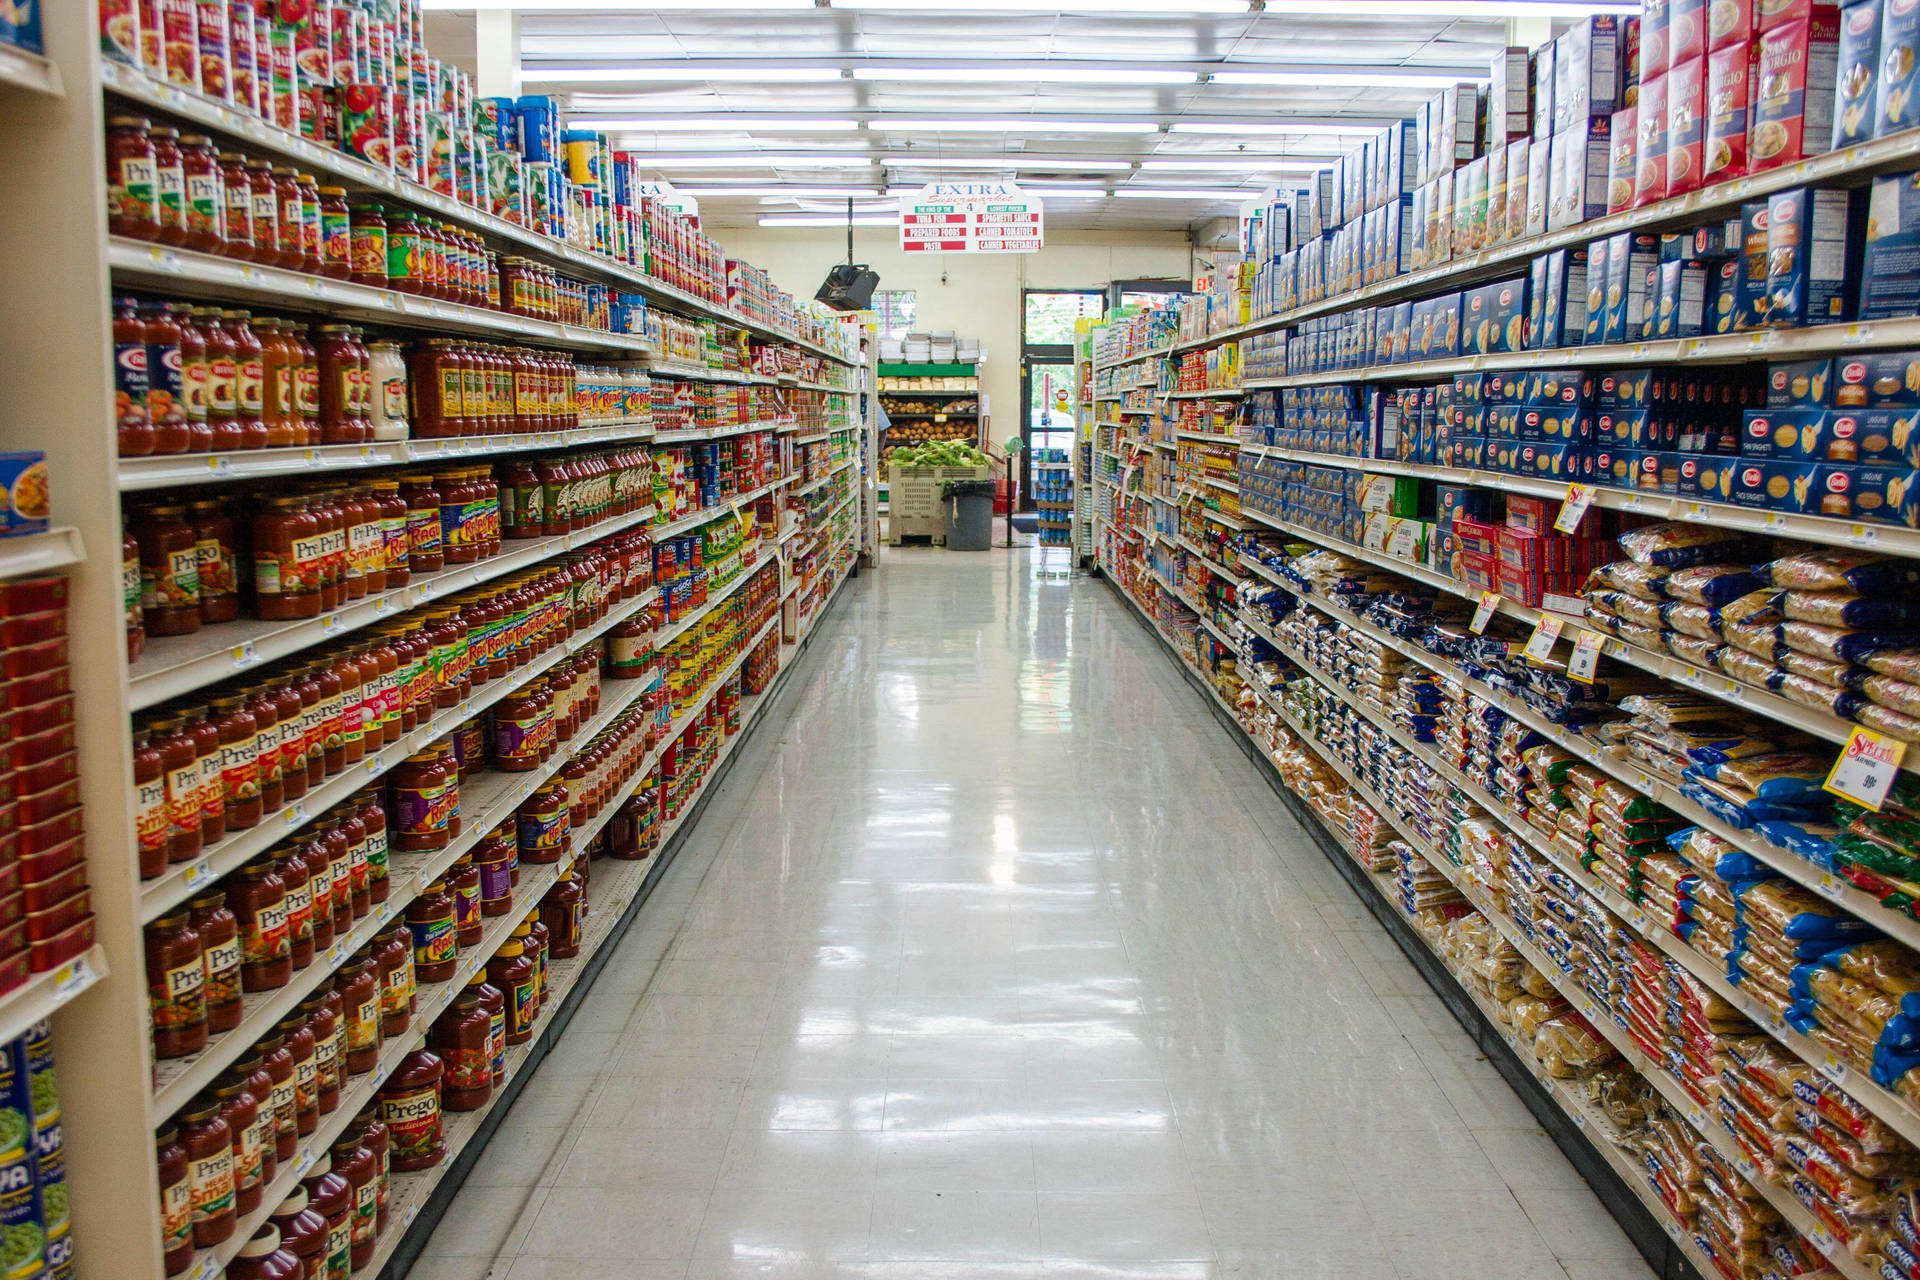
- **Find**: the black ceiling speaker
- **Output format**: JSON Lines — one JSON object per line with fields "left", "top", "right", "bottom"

{"left": 814, "top": 198, "right": 880, "bottom": 312}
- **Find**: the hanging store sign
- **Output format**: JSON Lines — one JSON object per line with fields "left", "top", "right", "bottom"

{"left": 898, "top": 183, "right": 1044, "bottom": 254}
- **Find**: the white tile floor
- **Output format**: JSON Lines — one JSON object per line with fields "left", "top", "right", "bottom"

{"left": 413, "top": 545, "right": 1657, "bottom": 1280}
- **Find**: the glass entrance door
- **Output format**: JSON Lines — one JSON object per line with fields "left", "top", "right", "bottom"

{"left": 1020, "top": 291, "right": 1104, "bottom": 514}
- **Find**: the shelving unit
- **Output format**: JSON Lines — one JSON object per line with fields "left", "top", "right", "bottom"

{"left": 0, "top": 12, "right": 868, "bottom": 1276}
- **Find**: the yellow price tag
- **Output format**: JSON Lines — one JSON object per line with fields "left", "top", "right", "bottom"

{"left": 1522, "top": 613, "right": 1565, "bottom": 663}
{"left": 1553, "top": 482, "right": 1595, "bottom": 534}
{"left": 1470, "top": 591, "right": 1501, "bottom": 634}
{"left": 1567, "top": 630, "right": 1603, "bottom": 684}
{"left": 1824, "top": 726, "right": 1908, "bottom": 811}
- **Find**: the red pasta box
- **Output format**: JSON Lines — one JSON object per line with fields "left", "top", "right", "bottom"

{"left": 1645, "top": 0, "right": 1673, "bottom": 72}
{"left": 1750, "top": 6, "right": 1842, "bottom": 171}
{"left": 1706, "top": 40, "right": 1758, "bottom": 180}
{"left": 1761, "top": 0, "right": 1823, "bottom": 31}
{"left": 1609, "top": 105, "right": 1640, "bottom": 210}
{"left": 1672, "top": 0, "right": 1710, "bottom": 66}
{"left": 1636, "top": 72, "right": 1670, "bottom": 205}
{"left": 1668, "top": 54, "right": 1709, "bottom": 193}
{"left": 1711, "top": 0, "right": 1759, "bottom": 46}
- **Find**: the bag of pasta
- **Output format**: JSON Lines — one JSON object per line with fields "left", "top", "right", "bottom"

{"left": 1533, "top": 1011, "right": 1615, "bottom": 1077}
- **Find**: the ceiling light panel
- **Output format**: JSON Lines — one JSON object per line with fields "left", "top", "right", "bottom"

{"left": 757, "top": 215, "right": 899, "bottom": 227}
{"left": 831, "top": 0, "right": 1252, "bottom": 10}
{"left": 871, "top": 119, "right": 1160, "bottom": 133}
{"left": 880, "top": 156, "right": 1135, "bottom": 171}
{"left": 1166, "top": 121, "right": 1389, "bottom": 136}
{"left": 851, "top": 65, "right": 1199, "bottom": 84}
{"left": 522, "top": 65, "right": 844, "bottom": 82}
{"left": 1111, "top": 187, "right": 1255, "bottom": 199}
{"left": 1138, "top": 157, "right": 1327, "bottom": 171}
{"left": 1208, "top": 69, "right": 1482, "bottom": 87}
{"left": 622, "top": 153, "right": 879, "bottom": 168}
{"left": 573, "top": 118, "right": 862, "bottom": 131}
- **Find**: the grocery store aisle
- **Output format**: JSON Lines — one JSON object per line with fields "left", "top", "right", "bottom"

{"left": 412, "top": 547, "right": 1651, "bottom": 1280}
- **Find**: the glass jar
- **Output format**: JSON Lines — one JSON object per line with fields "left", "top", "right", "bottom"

{"left": 329, "top": 1132, "right": 379, "bottom": 1270}
{"left": 301, "top": 989, "right": 342, "bottom": 1117}
{"left": 276, "top": 1012, "right": 318, "bottom": 1136}
{"left": 157, "top": 1125, "right": 193, "bottom": 1274}
{"left": 180, "top": 133, "right": 225, "bottom": 253}
{"left": 252, "top": 1032, "right": 297, "bottom": 1160}
{"left": 486, "top": 938, "right": 537, "bottom": 1046}
{"left": 475, "top": 831, "right": 515, "bottom": 917}
{"left": 274, "top": 848, "right": 314, "bottom": 971}
{"left": 179, "top": 1100, "right": 236, "bottom": 1248}
{"left": 213, "top": 1078, "right": 263, "bottom": 1216}
{"left": 298, "top": 1156, "right": 351, "bottom": 1280}
{"left": 189, "top": 888, "right": 242, "bottom": 1033}
{"left": 353, "top": 1107, "right": 392, "bottom": 1233}
{"left": 114, "top": 296, "right": 154, "bottom": 456}
{"left": 468, "top": 975, "right": 505, "bottom": 1086}
{"left": 318, "top": 186, "right": 351, "bottom": 279}
{"left": 356, "top": 789, "right": 392, "bottom": 905}
{"left": 219, "top": 151, "right": 255, "bottom": 260}
{"left": 340, "top": 947, "right": 382, "bottom": 1075}
{"left": 448, "top": 855, "right": 483, "bottom": 948}
{"left": 250, "top": 495, "right": 320, "bottom": 620}
{"left": 390, "top": 749, "right": 455, "bottom": 853}
{"left": 145, "top": 909, "right": 206, "bottom": 1059}
{"left": 267, "top": 1188, "right": 327, "bottom": 1280}
{"left": 108, "top": 115, "right": 160, "bottom": 240}
{"left": 405, "top": 877, "right": 457, "bottom": 982}
{"left": 230, "top": 859, "right": 291, "bottom": 992}
{"left": 376, "top": 924, "right": 414, "bottom": 1036}
{"left": 197, "top": 309, "right": 240, "bottom": 451}
{"left": 368, "top": 341, "right": 408, "bottom": 441}
{"left": 236, "top": 1053, "right": 279, "bottom": 1190}
{"left": 431, "top": 989, "right": 492, "bottom": 1112}
{"left": 377, "top": 1049, "right": 444, "bottom": 1172}
{"left": 517, "top": 782, "right": 569, "bottom": 864}
{"left": 226, "top": 1224, "right": 300, "bottom": 1280}
{"left": 349, "top": 203, "right": 387, "bottom": 286}
{"left": 133, "top": 728, "right": 168, "bottom": 878}
{"left": 400, "top": 475, "right": 444, "bottom": 574}
{"left": 150, "top": 125, "right": 188, "bottom": 247}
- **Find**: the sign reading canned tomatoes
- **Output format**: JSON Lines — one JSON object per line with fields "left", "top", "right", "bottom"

{"left": 899, "top": 183, "right": 1043, "bottom": 254}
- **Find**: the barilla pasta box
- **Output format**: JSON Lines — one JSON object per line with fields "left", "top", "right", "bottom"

{"left": 1608, "top": 106, "right": 1640, "bottom": 211}
{"left": 1599, "top": 407, "right": 1653, "bottom": 444}
{"left": 1603, "top": 231, "right": 1661, "bottom": 343}
{"left": 1729, "top": 457, "right": 1823, "bottom": 508}
{"left": 1467, "top": 277, "right": 1530, "bottom": 353}
{"left": 1734, "top": 199, "right": 1772, "bottom": 328}
{"left": 1741, "top": 406, "right": 1831, "bottom": 457}
{"left": 1451, "top": 436, "right": 1491, "bottom": 468}
{"left": 1705, "top": 40, "right": 1757, "bottom": 180}
{"left": 1711, "top": 0, "right": 1758, "bottom": 48}
{"left": 1831, "top": 461, "right": 1920, "bottom": 522}
{"left": 1879, "top": 0, "right": 1920, "bottom": 135}
{"left": 1634, "top": 72, "right": 1670, "bottom": 206}
{"left": 1707, "top": 256, "right": 1743, "bottom": 331}
{"left": 1667, "top": 54, "right": 1709, "bottom": 194}
{"left": 1834, "top": 350, "right": 1920, "bottom": 404}
{"left": 1594, "top": 446, "right": 1640, "bottom": 486}
{"left": 1672, "top": 0, "right": 1710, "bottom": 65}
{"left": 1525, "top": 404, "right": 1597, "bottom": 442}
{"left": 1768, "top": 357, "right": 1835, "bottom": 404}
{"left": 1484, "top": 371, "right": 1529, "bottom": 403}
{"left": 1763, "top": 186, "right": 1863, "bottom": 326}
{"left": 1692, "top": 452, "right": 1743, "bottom": 498}
{"left": 1538, "top": 248, "right": 1590, "bottom": 349}
{"left": 1862, "top": 171, "right": 1920, "bottom": 319}
{"left": 1834, "top": 0, "right": 1883, "bottom": 145}
{"left": 1750, "top": 6, "right": 1841, "bottom": 172}
{"left": 1523, "top": 367, "right": 1597, "bottom": 403}
{"left": 1513, "top": 440, "right": 1596, "bottom": 480}
{"left": 1556, "top": 16, "right": 1627, "bottom": 127}
{"left": 1429, "top": 292, "right": 1464, "bottom": 357}
{"left": 1584, "top": 236, "right": 1613, "bottom": 343}
{"left": 1654, "top": 258, "right": 1710, "bottom": 336}
{"left": 1597, "top": 367, "right": 1656, "bottom": 407}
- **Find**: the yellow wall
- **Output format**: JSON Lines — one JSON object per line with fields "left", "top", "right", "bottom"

{"left": 720, "top": 226, "right": 1194, "bottom": 448}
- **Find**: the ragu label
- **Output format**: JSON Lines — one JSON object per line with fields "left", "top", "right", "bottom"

{"left": 409, "top": 910, "right": 456, "bottom": 966}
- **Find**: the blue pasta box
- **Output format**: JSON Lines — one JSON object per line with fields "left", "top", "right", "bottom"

{"left": 1835, "top": 350, "right": 1920, "bottom": 404}
{"left": 1633, "top": 450, "right": 1681, "bottom": 491}
{"left": 1594, "top": 446, "right": 1639, "bottom": 487}
{"left": 1705, "top": 256, "right": 1743, "bottom": 333}
{"left": 1430, "top": 291, "right": 1465, "bottom": 357}
{"left": 1836, "top": 0, "right": 1883, "bottom": 146}
{"left": 1522, "top": 367, "right": 1595, "bottom": 403}
{"left": 1583, "top": 236, "right": 1612, "bottom": 343}
{"left": 1877, "top": 0, "right": 1920, "bottom": 137}
{"left": 1765, "top": 186, "right": 1864, "bottom": 326}
{"left": 1512, "top": 404, "right": 1595, "bottom": 442}
{"left": 1741, "top": 407, "right": 1830, "bottom": 458}
{"left": 1537, "top": 248, "right": 1589, "bottom": 349}
{"left": 1734, "top": 200, "right": 1772, "bottom": 328}
{"left": 1729, "top": 457, "right": 1823, "bottom": 509}
{"left": 1474, "top": 276, "right": 1531, "bottom": 353}
{"left": 1484, "top": 371, "right": 1528, "bottom": 403}
{"left": 0, "top": 0, "right": 40, "bottom": 54}
{"left": 1834, "top": 407, "right": 1920, "bottom": 464}
{"left": 1825, "top": 462, "right": 1920, "bottom": 523}
{"left": 1598, "top": 407, "right": 1651, "bottom": 444}
{"left": 1437, "top": 484, "right": 1494, "bottom": 526}
{"left": 1508, "top": 440, "right": 1593, "bottom": 480}
{"left": 1451, "top": 436, "right": 1490, "bottom": 468}
{"left": 1596, "top": 367, "right": 1654, "bottom": 408}
{"left": 1862, "top": 172, "right": 1920, "bottom": 319}
{"left": 1654, "top": 259, "right": 1710, "bottom": 337}
{"left": 1453, "top": 373, "right": 1491, "bottom": 403}
{"left": 1601, "top": 231, "right": 1659, "bottom": 343}
{"left": 0, "top": 454, "right": 47, "bottom": 538}
{"left": 1766, "top": 357, "right": 1834, "bottom": 405}
{"left": 1691, "top": 452, "right": 1742, "bottom": 500}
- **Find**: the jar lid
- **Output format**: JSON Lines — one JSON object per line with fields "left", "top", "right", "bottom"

{"left": 270, "top": 1186, "right": 308, "bottom": 1217}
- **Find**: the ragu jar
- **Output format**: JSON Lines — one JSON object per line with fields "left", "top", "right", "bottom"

{"left": 115, "top": 296, "right": 154, "bottom": 455}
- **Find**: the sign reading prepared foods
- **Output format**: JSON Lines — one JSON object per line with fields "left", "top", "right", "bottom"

{"left": 898, "top": 183, "right": 1044, "bottom": 254}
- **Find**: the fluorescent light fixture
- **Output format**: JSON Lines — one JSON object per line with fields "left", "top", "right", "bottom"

{"left": 1168, "top": 122, "right": 1384, "bottom": 136}
{"left": 621, "top": 153, "right": 879, "bottom": 168}
{"left": 1254, "top": 0, "right": 1633, "bottom": 11}
{"left": 574, "top": 118, "right": 861, "bottom": 132}
{"left": 852, "top": 65, "right": 1198, "bottom": 85}
{"left": 430, "top": 0, "right": 814, "bottom": 7}
{"left": 757, "top": 214, "right": 899, "bottom": 227}
{"left": 872, "top": 119, "right": 1160, "bottom": 134}
{"left": 881, "top": 155, "right": 1135, "bottom": 171}
{"left": 1138, "top": 157, "right": 1325, "bottom": 172}
{"left": 522, "top": 65, "right": 843, "bottom": 83}
{"left": 678, "top": 185, "right": 883, "bottom": 197}
{"left": 833, "top": 0, "right": 1250, "bottom": 10}
{"left": 1006, "top": 183, "right": 1106, "bottom": 195}
{"left": 1209, "top": 69, "right": 1481, "bottom": 87}
{"left": 1113, "top": 187, "right": 1254, "bottom": 199}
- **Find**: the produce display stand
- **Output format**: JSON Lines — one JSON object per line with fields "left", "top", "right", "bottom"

{"left": 885, "top": 463, "right": 992, "bottom": 545}
{"left": 0, "top": 8, "right": 866, "bottom": 1276}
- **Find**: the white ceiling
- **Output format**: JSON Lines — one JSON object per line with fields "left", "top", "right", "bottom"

{"left": 423, "top": 4, "right": 1601, "bottom": 232}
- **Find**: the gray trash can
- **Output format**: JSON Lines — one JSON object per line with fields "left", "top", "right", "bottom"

{"left": 942, "top": 479, "right": 995, "bottom": 551}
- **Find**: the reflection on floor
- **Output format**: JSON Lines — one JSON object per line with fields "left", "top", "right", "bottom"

{"left": 413, "top": 544, "right": 1652, "bottom": 1280}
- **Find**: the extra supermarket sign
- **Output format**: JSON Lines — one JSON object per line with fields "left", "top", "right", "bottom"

{"left": 898, "top": 183, "right": 1043, "bottom": 254}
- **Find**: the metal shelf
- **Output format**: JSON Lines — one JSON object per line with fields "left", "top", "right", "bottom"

{"left": 0, "top": 525, "right": 83, "bottom": 577}
{"left": 0, "top": 947, "right": 105, "bottom": 1047}
{"left": 117, "top": 424, "right": 648, "bottom": 492}
{"left": 109, "top": 239, "right": 652, "bottom": 355}
{"left": 99, "top": 62, "right": 859, "bottom": 367}
{"left": 1166, "top": 387, "right": 1244, "bottom": 400}
{"left": 1169, "top": 126, "right": 1920, "bottom": 357}
{"left": 0, "top": 44, "right": 60, "bottom": 95}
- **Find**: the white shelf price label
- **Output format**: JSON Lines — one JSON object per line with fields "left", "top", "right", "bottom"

{"left": 1522, "top": 614, "right": 1565, "bottom": 663}
{"left": 1469, "top": 591, "right": 1501, "bottom": 634}
{"left": 1824, "top": 726, "right": 1908, "bottom": 811}
{"left": 1566, "top": 630, "right": 1603, "bottom": 684}
{"left": 51, "top": 954, "right": 91, "bottom": 996}
{"left": 1553, "top": 483, "right": 1595, "bottom": 534}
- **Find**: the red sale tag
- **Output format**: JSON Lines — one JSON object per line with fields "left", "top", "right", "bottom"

{"left": 1522, "top": 613, "right": 1566, "bottom": 663}
{"left": 1824, "top": 727, "right": 1908, "bottom": 811}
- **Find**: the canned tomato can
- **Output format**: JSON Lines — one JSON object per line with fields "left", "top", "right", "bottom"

{"left": 341, "top": 83, "right": 393, "bottom": 167}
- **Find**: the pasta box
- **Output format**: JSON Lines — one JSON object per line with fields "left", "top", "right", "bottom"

{"left": 1599, "top": 408, "right": 1653, "bottom": 444}
{"left": 1749, "top": 7, "right": 1841, "bottom": 172}
{"left": 1834, "top": 0, "right": 1882, "bottom": 145}
{"left": 1551, "top": 117, "right": 1612, "bottom": 229}
{"left": 1712, "top": 0, "right": 1759, "bottom": 46}
{"left": 1601, "top": 231, "right": 1661, "bottom": 343}
{"left": 0, "top": 455, "right": 47, "bottom": 540}
{"left": 1597, "top": 367, "right": 1656, "bottom": 407}
{"left": 1583, "top": 237, "right": 1613, "bottom": 343}
{"left": 1556, "top": 16, "right": 1628, "bottom": 126}
{"left": 1525, "top": 133, "right": 1553, "bottom": 236}
{"left": 1522, "top": 367, "right": 1596, "bottom": 404}
{"left": 1834, "top": 350, "right": 1920, "bottom": 404}
{"left": 1634, "top": 73, "right": 1670, "bottom": 206}
{"left": 1607, "top": 105, "right": 1639, "bottom": 211}
{"left": 1654, "top": 258, "right": 1710, "bottom": 336}
{"left": 1510, "top": 404, "right": 1597, "bottom": 442}
{"left": 1733, "top": 200, "right": 1773, "bottom": 328}
{"left": 1877, "top": 0, "right": 1920, "bottom": 135}
{"left": 1706, "top": 256, "right": 1744, "bottom": 331}
{"left": 1542, "top": 247, "right": 1590, "bottom": 349}
{"left": 1767, "top": 357, "right": 1834, "bottom": 404}
{"left": 1464, "top": 277, "right": 1530, "bottom": 354}
{"left": 1484, "top": 371, "right": 1528, "bottom": 403}
{"left": 1861, "top": 171, "right": 1920, "bottom": 319}
{"left": 1645, "top": 0, "right": 1674, "bottom": 72}
{"left": 1451, "top": 436, "right": 1491, "bottom": 468}
{"left": 1667, "top": 54, "right": 1709, "bottom": 195}
{"left": 1832, "top": 407, "right": 1920, "bottom": 464}
{"left": 1763, "top": 186, "right": 1863, "bottom": 326}
{"left": 1690, "top": 451, "right": 1743, "bottom": 498}
{"left": 1672, "top": 0, "right": 1710, "bottom": 64}
{"left": 1429, "top": 292, "right": 1464, "bottom": 357}
{"left": 1507, "top": 140, "right": 1534, "bottom": 239}
{"left": 1742, "top": 406, "right": 1831, "bottom": 457}
{"left": 1508, "top": 441, "right": 1595, "bottom": 480}
{"left": 1728, "top": 457, "right": 1823, "bottom": 509}
{"left": 1811, "top": 461, "right": 1920, "bottom": 522}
